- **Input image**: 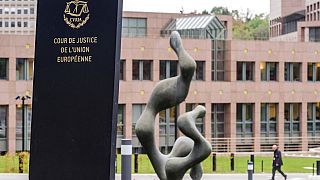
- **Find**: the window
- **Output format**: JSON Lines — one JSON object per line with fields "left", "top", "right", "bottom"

{"left": 11, "top": 21, "right": 15, "bottom": 27}
{"left": 309, "top": 27, "right": 320, "bottom": 42}
{"left": 117, "top": 104, "right": 125, "bottom": 137}
{"left": 285, "top": 62, "right": 301, "bottom": 81}
{"left": 261, "top": 103, "right": 277, "bottom": 137}
{"left": 23, "top": 8, "right": 28, "bottom": 14}
{"left": 159, "top": 106, "right": 177, "bottom": 154}
{"left": 132, "top": 60, "right": 152, "bottom": 80}
{"left": 284, "top": 103, "right": 301, "bottom": 137}
{"left": 4, "top": 21, "right": 8, "bottom": 27}
{"left": 4, "top": 8, "right": 9, "bottom": 14}
{"left": 0, "top": 9, "right": 2, "bottom": 14}
{"left": 308, "top": 63, "right": 320, "bottom": 81}
{"left": 261, "top": 62, "right": 278, "bottom": 81}
{"left": 237, "top": 62, "right": 254, "bottom": 81}
{"left": 120, "top": 59, "right": 125, "bottom": 80}
{"left": 23, "top": 22, "right": 28, "bottom": 28}
{"left": 0, "top": 58, "right": 8, "bottom": 80}
{"left": 159, "top": 60, "right": 178, "bottom": 80}
{"left": 16, "top": 58, "right": 34, "bottom": 80}
{"left": 17, "top": 9, "right": 21, "bottom": 14}
{"left": 212, "top": 40, "right": 225, "bottom": 81}
{"left": 30, "top": 7, "right": 34, "bottom": 14}
{"left": 10, "top": 8, "right": 15, "bottom": 14}
{"left": 132, "top": 104, "right": 145, "bottom": 136}
{"left": 16, "top": 105, "right": 32, "bottom": 151}
{"left": 0, "top": 106, "right": 8, "bottom": 139}
{"left": 193, "top": 61, "right": 205, "bottom": 81}
{"left": 282, "top": 16, "right": 304, "bottom": 35}
{"left": 17, "top": 21, "right": 21, "bottom": 27}
{"left": 122, "top": 17, "right": 147, "bottom": 37}
{"left": 0, "top": 21, "right": 2, "bottom": 28}
{"left": 307, "top": 103, "right": 320, "bottom": 137}
{"left": 132, "top": 104, "right": 146, "bottom": 150}
{"left": 236, "top": 103, "right": 254, "bottom": 137}
{"left": 0, "top": 105, "right": 7, "bottom": 152}
{"left": 186, "top": 103, "right": 205, "bottom": 135}
{"left": 211, "top": 104, "right": 225, "bottom": 138}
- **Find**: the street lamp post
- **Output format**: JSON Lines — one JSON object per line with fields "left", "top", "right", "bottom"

{"left": 16, "top": 95, "right": 31, "bottom": 151}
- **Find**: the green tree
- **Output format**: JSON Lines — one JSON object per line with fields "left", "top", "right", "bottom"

{"left": 233, "top": 13, "right": 269, "bottom": 40}
{"left": 207, "top": 7, "right": 269, "bottom": 40}
{"left": 202, "top": 10, "right": 209, "bottom": 14}
{"left": 210, "top": 6, "right": 232, "bottom": 15}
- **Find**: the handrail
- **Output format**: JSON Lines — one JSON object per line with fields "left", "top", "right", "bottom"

{"left": 211, "top": 136, "right": 320, "bottom": 153}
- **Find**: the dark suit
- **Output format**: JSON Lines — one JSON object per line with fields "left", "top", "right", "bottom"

{"left": 272, "top": 149, "right": 287, "bottom": 180}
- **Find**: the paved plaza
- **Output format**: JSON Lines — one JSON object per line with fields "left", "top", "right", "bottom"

{"left": 0, "top": 173, "right": 317, "bottom": 180}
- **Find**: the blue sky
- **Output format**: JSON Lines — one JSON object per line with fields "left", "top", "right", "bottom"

{"left": 123, "top": 0, "right": 270, "bottom": 15}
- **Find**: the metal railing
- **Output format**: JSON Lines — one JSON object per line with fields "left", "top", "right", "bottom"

{"left": 211, "top": 136, "right": 320, "bottom": 153}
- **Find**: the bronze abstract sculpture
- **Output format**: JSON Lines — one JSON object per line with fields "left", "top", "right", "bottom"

{"left": 135, "top": 31, "right": 211, "bottom": 180}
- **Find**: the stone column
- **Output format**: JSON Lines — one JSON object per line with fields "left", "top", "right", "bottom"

{"left": 301, "top": 62, "right": 308, "bottom": 83}
{"left": 278, "top": 62, "right": 285, "bottom": 82}
{"left": 254, "top": 103, "right": 261, "bottom": 152}
{"left": 301, "top": 102, "right": 308, "bottom": 151}
{"left": 205, "top": 57, "right": 211, "bottom": 82}
{"left": 7, "top": 57, "right": 17, "bottom": 154}
{"left": 124, "top": 104, "right": 132, "bottom": 139}
{"left": 8, "top": 103, "right": 16, "bottom": 154}
{"left": 155, "top": 114, "right": 160, "bottom": 148}
{"left": 277, "top": 103, "right": 285, "bottom": 151}
{"left": 204, "top": 103, "right": 212, "bottom": 142}
{"left": 153, "top": 59, "right": 160, "bottom": 82}
{"left": 305, "top": 27, "right": 310, "bottom": 42}
{"left": 255, "top": 59, "right": 261, "bottom": 82}
{"left": 126, "top": 59, "right": 132, "bottom": 81}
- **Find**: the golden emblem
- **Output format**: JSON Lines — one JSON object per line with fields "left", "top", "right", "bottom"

{"left": 63, "top": 0, "right": 90, "bottom": 29}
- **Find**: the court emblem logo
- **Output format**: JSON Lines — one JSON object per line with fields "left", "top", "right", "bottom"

{"left": 64, "top": 0, "right": 90, "bottom": 29}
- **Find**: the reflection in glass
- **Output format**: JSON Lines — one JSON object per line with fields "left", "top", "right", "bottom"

{"left": 212, "top": 104, "right": 225, "bottom": 138}
{"left": 0, "top": 106, "right": 8, "bottom": 139}
{"left": 0, "top": 58, "right": 8, "bottom": 80}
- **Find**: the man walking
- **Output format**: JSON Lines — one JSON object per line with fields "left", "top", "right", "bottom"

{"left": 271, "top": 145, "right": 287, "bottom": 180}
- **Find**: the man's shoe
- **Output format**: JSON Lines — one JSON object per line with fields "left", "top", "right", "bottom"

{"left": 284, "top": 175, "right": 287, "bottom": 180}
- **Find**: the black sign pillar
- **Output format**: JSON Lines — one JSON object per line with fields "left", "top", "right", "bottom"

{"left": 29, "top": 0, "right": 122, "bottom": 179}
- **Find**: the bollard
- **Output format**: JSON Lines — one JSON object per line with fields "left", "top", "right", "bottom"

{"left": 317, "top": 161, "right": 320, "bottom": 175}
{"left": 134, "top": 152, "right": 139, "bottom": 173}
{"left": 212, "top": 153, "right": 216, "bottom": 172}
{"left": 248, "top": 161, "right": 253, "bottom": 180}
{"left": 18, "top": 153, "right": 24, "bottom": 173}
{"left": 230, "top": 153, "right": 235, "bottom": 171}
{"left": 121, "top": 139, "right": 132, "bottom": 180}
{"left": 250, "top": 154, "right": 254, "bottom": 173}
{"left": 313, "top": 163, "right": 315, "bottom": 176}
{"left": 261, "top": 160, "right": 264, "bottom": 173}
